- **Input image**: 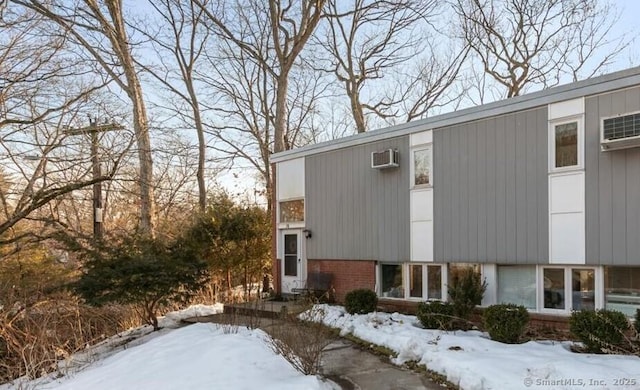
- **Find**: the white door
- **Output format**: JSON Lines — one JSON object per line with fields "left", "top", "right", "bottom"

{"left": 281, "top": 230, "right": 306, "bottom": 294}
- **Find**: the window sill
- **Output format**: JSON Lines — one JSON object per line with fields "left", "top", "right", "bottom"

{"left": 411, "top": 184, "right": 433, "bottom": 190}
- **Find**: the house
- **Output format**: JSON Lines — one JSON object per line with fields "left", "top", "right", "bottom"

{"left": 270, "top": 66, "right": 640, "bottom": 319}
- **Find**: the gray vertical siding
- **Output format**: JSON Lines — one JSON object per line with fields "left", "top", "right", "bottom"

{"left": 585, "top": 86, "right": 640, "bottom": 265}
{"left": 433, "top": 107, "right": 549, "bottom": 264}
{"left": 305, "top": 137, "right": 410, "bottom": 262}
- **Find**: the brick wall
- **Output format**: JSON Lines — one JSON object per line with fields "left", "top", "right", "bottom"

{"left": 307, "top": 259, "right": 376, "bottom": 302}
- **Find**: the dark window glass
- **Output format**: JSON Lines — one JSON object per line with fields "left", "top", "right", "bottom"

{"left": 413, "top": 148, "right": 431, "bottom": 185}
{"left": 284, "top": 234, "right": 297, "bottom": 276}
{"left": 381, "top": 264, "right": 403, "bottom": 298}
{"left": 410, "top": 265, "right": 423, "bottom": 298}
{"left": 605, "top": 266, "right": 640, "bottom": 316}
{"left": 555, "top": 122, "right": 578, "bottom": 168}
{"left": 543, "top": 268, "right": 565, "bottom": 309}
{"left": 572, "top": 269, "right": 595, "bottom": 310}
{"left": 427, "top": 265, "right": 442, "bottom": 299}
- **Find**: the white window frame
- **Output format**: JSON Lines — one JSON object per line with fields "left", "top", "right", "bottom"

{"left": 277, "top": 197, "right": 305, "bottom": 229}
{"left": 548, "top": 115, "right": 584, "bottom": 172}
{"left": 538, "top": 265, "right": 600, "bottom": 314}
{"left": 404, "top": 263, "right": 444, "bottom": 301}
{"left": 410, "top": 145, "right": 433, "bottom": 188}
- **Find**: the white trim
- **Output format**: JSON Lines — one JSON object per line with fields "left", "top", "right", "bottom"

{"left": 548, "top": 115, "right": 584, "bottom": 172}
{"left": 548, "top": 97, "right": 584, "bottom": 120}
{"left": 410, "top": 130, "right": 433, "bottom": 147}
{"left": 548, "top": 171, "right": 586, "bottom": 264}
{"left": 410, "top": 145, "right": 433, "bottom": 188}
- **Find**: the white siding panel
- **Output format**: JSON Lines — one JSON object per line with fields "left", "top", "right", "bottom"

{"left": 550, "top": 213, "right": 585, "bottom": 264}
{"left": 549, "top": 173, "right": 585, "bottom": 214}
{"left": 411, "top": 189, "right": 433, "bottom": 221}
{"left": 277, "top": 158, "right": 305, "bottom": 200}
{"left": 411, "top": 130, "right": 433, "bottom": 146}
{"left": 548, "top": 97, "right": 585, "bottom": 120}
{"left": 411, "top": 221, "right": 433, "bottom": 261}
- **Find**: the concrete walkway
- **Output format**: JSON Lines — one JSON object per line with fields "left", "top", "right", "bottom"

{"left": 321, "top": 338, "right": 443, "bottom": 390}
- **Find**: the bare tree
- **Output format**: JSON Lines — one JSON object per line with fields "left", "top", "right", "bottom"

{"left": 199, "top": 4, "right": 326, "bottom": 211}
{"left": 14, "top": 0, "right": 157, "bottom": 234}
{"left": 454, "top": 0, "right": 632, "bottom": 98}
{"left": 316, "top": 0, "right": 468, "bottom": 132}
{"left": 0, "top": 5, "right": 128, "bottom": 245}
{"left": 133, "top": 0, "right": 211, "bottom": 212}
{"left": 193, "top": 0, "right": 326, "bottom": 155}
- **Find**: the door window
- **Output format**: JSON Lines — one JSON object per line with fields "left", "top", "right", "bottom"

{"left": 284, "top": 234, "right": 298, "bottom": 276}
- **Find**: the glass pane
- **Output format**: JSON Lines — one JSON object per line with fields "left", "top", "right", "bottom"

{"left": 381, "top": 264, "right": 403, "bottom": 298}
{"left": 284, "top": 256, "right": 297, "bottom": 276}
{"left": 284, "top": 234, "right": 297, "bottom": 255}
{"left": 572, "top": 269, "right": 595, "bottom": 310}
{"left": 543, "top": 268, "right": 565, "bottom": 309}
{"left": 605, "top": 266, "right": 640, "bottom": 316}
{"left": 497, "top": 265, "right": 536, "bottom": 309}
{"left": 555, "top": 122, "right": 578, "bottom": 168}
{"left": 427, "top": 265, "right": 442, "bottom": 299}
{"left": 410, "top": 265, "right": 423, "bottom": 298}
{"left": 283, "top": 234, "right": 298, "bottom": 277}
{"left": 413, "top": 148, "right": 431, "bottom": 186}
{"left": 280, "top": 200, "right": 304, "bottom": 222}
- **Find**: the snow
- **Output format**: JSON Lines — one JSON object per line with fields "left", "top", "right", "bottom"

{"left": 25, "top": 324, "right": 331, "bottom": 390}
{"left": 305, "top": 305, "right": 640, "bottom": 390}
{"left": 2, "top": 304, "right": 332, "bottom": 390}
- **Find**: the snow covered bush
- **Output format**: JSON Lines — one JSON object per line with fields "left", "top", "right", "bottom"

{"left": 344, "top": 289, "right": 378, "bottom": 314}
{"left": 569, "top": 309, "right": 630, "bottom": 354}
{"left": 483, "top": 304, "right": 529, "bottom": 344}
{"left": 416, "top": 301, "right": 456, "bottom": 330}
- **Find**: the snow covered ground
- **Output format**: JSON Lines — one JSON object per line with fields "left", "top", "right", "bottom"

{"left": 2, "top": 304, "right": 333, "bottom": 390}
{"left": 305, "top": 305, "right": 640, "bottom": 390}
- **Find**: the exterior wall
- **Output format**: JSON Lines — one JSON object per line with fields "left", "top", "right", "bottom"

{"left": 271, "top": 163, "right": 280, "bottom": 293}
{"left": 305, "top": 136, "right": 410, "bottom": 262}
{"left": 585, "top": 86, "right": 640, "bottom": 265}
{"left": 307, "top": 259, "right": 376, "bottom": 302}
{"left": 433, "top": 107, "right": 549, "bottom": 264}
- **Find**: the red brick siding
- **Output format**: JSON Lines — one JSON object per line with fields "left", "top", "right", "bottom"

{"left": 307, "top": 259, "right": 376, "bottom": 302}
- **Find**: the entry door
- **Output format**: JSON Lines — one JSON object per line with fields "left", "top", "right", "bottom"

{"left": 282, "top": 231, "right": 305, "bottom": 293}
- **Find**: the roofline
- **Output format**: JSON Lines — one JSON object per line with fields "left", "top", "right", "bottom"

{"left": 271, "top": 66, "right": 640, "bottom": 163}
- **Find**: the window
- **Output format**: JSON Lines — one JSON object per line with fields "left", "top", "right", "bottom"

{"left": 279, "top": 199, "right": 304, "bottom": 223}
{"left": 543, "top": 268, "right": 565, "bottom": 309}
{"left": 605, "top": 266, "right": 640, "bottom": 316}
{"left": 283, "top": 234, "right": 298, "bottom": 276}
{"left": 427, "top": 265, "right": 442, "bottom": 299}
{"left": 412, "top": 147, "right": 431, "bottom": 186}
{"left": 409, "top": 265, "right": 423, "bottom": 298}
{"left": 381, "top": 264, "right": 403, "bottom": 298}
{"left": 407, "top": 264, "right": 442, "bottom": 299}
{"left": 555, "top": 122, "right": 578, "bottom": 168}
{"left": 497, "top": 265, "right": 536, "bottom": 309}
{"left": 571, "top": 269, "right": 595, "bottom": 311}
{"left": 550, "top": 118, "right": 583, "bottom": 171}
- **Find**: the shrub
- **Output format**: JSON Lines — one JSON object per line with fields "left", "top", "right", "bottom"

{"left": 344, "top": 289, "right": 378, "bottom": 314}
{"left": 635, "top": 309, "right": 640, "bottom": 335}
{"left": 416, "top": 301, "right": 456, "bottom": 330}
{"left": 448, "top": 267, "right": 487, "bottom": 321}
{"left": 483, "top": 304, "right": 529, "bottom": 343}
{"left": 569, "top": 309, "right": 630, "bottom": 353}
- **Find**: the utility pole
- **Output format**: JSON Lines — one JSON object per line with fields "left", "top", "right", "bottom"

{"left": 66, "top": 118, "right": 124, "bottom": 240}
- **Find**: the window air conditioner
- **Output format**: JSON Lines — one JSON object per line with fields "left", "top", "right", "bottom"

{"left": 601, "top": 113, "right": 640, "bottom": 151}
{"left": 371, "top": 149, "right": 399, "bottom": 169}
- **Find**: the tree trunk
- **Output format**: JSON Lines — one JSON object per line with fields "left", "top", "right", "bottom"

{"left": 273, "top": 74, "right": 289, "bottom": 153}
